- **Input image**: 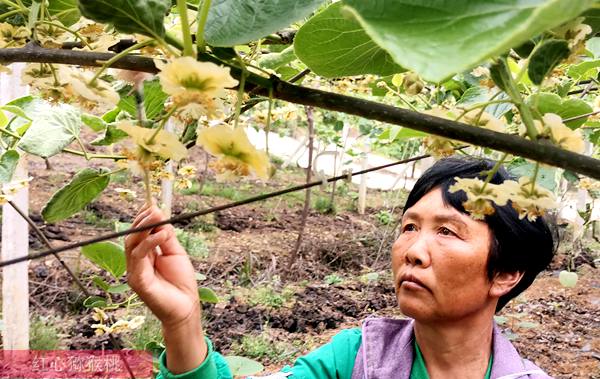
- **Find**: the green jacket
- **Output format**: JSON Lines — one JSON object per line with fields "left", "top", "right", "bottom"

{"left": 156, "top": 326, "right": 493, "bottom": 379}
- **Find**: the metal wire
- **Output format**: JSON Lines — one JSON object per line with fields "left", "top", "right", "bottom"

{"left": 0, "top": 153, "right": 432, "bottom": 268}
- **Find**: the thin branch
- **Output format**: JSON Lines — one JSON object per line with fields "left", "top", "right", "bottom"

{"left": 0, "top": 45, "right": 599, "bottom": 179}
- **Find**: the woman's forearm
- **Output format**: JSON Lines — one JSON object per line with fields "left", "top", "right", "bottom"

{"left": 162, "top": 309, "right": 208, "bottom": 375}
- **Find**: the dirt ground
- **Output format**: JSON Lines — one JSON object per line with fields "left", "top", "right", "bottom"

{"left": 1, "top": 145, "right": 599, "bottom": 378}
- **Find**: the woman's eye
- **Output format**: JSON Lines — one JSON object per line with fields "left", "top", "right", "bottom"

{"left": 439, "top": 227, "right": 455, "bottom": 236}
{"left": 402, "top": 224, "right": 416, "bottom": 233}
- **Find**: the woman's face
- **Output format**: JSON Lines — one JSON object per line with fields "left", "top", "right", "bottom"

{"left": 391, "top": 187, "right": 496, "bottom": 323}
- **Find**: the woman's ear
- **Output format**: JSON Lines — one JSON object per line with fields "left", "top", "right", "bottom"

{"left": 489, "top": 271, "right": 524, "bottom": 298}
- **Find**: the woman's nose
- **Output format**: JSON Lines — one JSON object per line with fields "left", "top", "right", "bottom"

{"left": 404, "top": 232, "right": 431, "bottom": 267}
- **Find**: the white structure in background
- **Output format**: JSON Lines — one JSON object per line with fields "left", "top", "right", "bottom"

{"left": 161, "top": 120, "right": 175, "bottom": 217}
{"left": 246, "top": 127, "right": 433, "bottom": 191}
{"left": 1, "top": 62, "right": 29, "bottom": 350}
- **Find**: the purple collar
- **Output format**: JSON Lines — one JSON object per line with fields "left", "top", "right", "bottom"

{"left": 351, "top": 317, "right": 551, "bottom": 379}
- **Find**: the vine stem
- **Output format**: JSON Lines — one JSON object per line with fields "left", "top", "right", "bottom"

{"left": 481, "top": 152, "right": 508, "bottom": 192}
{"left": 196, "top": 0, "right": 211, "bottom": 53}
{"left": 176, "top": 0, "right": 195, "bottom": 57}
{"left": 88, "top": 39, "right": 155, "bottom": 85}
{"left": 498, "top": 56, "right": 539, "bottom": 140}
{"left": 233, "top": 57, "right": 247, "bottom": 129}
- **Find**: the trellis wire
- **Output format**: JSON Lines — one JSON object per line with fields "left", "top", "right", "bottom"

{"left": 0, "top": 153, "right": 432, "bottom": 268}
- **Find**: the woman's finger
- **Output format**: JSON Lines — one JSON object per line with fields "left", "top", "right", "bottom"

{"left": 126, "top": 206, "right": 165, "bottom": 251}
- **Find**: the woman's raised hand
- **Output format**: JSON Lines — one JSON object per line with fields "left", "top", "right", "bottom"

{"left": 125, "top": 203, "right": 199, "bottom": 327}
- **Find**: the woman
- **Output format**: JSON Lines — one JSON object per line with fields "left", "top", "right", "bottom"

{"left": 125, "top": 156, "right": 555, "bottom": 379}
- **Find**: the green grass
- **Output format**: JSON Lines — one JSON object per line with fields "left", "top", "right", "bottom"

{"left": 244, "top": 284, "right": 295, "bottom": 309}
{"left": 80, "top": 208, "right": 114, "bottom": 229}
{"left": 30, "top": 316, "right": 62, "bottom": 350}
{"left": 175, "top": 228, "right": 210, "bottom": 259}
{"left": 230, "top": 329, "right": 307, "bottom": 364}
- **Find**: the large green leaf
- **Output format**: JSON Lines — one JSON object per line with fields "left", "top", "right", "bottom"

{"left": 78, "top": 0, "right": 169, "bottom": 38}
{"left": 205, "top": 0, "right": 324, "bottom": 46}
{"left": 224, "top": 356, "right": 264, "bottom": 377}
{"left": 18, "top": 104, "right": 81, "bottom": 158}
{"left": 342, "top": 0, "right": 594, "bottom": 82}
{"left": 81, "top": 241, "right": 126, "bottom": 279}
{"left": 526, "top": 92, "right": 593, "bottom": 129}
{"left": 0, "top": 150, "right": 19, "bottom": 184}
{"left": 119, "top": 79, "right": 168, "bottom": 120}
{"left": 42, "top": 168, "right": 110, "bottom": 223}
{"left": 294, "top": 2, "right": 404, "bottom": 77}
{"left": 91, "top": 124, "right": 129, "bottom": 146}
{"left": 48, "top": 0, "right": 80, "bottom": 27}
{"left": 507, "top": 158, "right": 557, "bottom": 191}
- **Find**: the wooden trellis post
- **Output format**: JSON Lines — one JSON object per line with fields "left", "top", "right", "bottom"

{"left": 1, "top": 62, "right": 30, "bottom": 350}
{"left": 161, "top": 120, "right": 175, "bottom": 217}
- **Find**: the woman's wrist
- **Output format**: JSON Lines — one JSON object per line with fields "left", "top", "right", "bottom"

{"left": 162, "top": 308, "right": 207, "bottom": 374}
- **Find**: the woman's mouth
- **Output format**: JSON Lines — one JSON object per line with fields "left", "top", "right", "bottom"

{"left": 399, "top": 273, "right": 429, "bottom": 292}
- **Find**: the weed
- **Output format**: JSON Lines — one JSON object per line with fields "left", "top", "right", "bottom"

{"left": 178, "top": 180, "right": 202, "bottom": 196}
{"left": 246, "top": 285, "right": 295, "bottom": 309}
{"left": 81, "top": 208, "right": 113, "bottom": 229}
{"left": 30, "top": 316, "right": 62, "bottom": 350}
{"left": 324, "top": 273, "right": 344, "bottom": 285}
{"left": 175, "top": 228, "right": 209, "bottom": 259}
{"left": 111, "top": 170, "right": 130, "bottom": 185}
{"left": 230, "top": 329, "right": 304, "bottom": 364}
{"left": 200, "top": 182, "right": 244, "bottom": 201}
{"left": 376, "top": 210, "right": 394, "bottom": 226}
{"left": 313, "top": 196, "right": 336, "bottom": 214}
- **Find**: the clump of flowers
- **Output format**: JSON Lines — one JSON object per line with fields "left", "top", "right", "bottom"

{"left": 156, "top": 57, "right": 238, "bottom": 118}
{"left": 0, "top": 23, "right": 29, "bottom": 48}
{"left": 66, "top": 69, "right": 120, "bottom": 107}
{"left": 91, "top": 308, "right": 145, "bottom": 336}
{"left": 449, "top": 175, "right": 557, "bottom": 222}
{"left": 541, "top": 113, "right": 585, "bottom": 154}
{"left": 449, "top": 177, "right": 509, "bottom": 220}
{"left": 197, "top": 124, "right": 270, "bottom": 181}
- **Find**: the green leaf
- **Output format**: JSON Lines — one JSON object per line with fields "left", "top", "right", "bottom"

{"left": 528, "top": 39, "right": 570, "bottom": 85}
{"left": 48, "top": 0, "right": 81, "bottom": 27}
{"left": 224, "top": 356, "right": 264, "bottom": 377}
{"left": 507, "top": 159, "right": 557, "bottom": 191}
{"left": 83, "top": 296, "right": 108, "bottom": 308}
{"left": 195, "top": 272, "right": 207, "bottom": 281}
{"left": 294, "top": 2, "right": 404, "bottom": 77}
{"left": 81, "top": 241, "right": 127, "bottom": 279}
{"left": 41, "top": 168, "right": 111, "bottom": 223}
{"left": 119, "top": 79, "right": 168, "bottom": 120}
{"left": 562, "top": 170, "right": 579, "bottom": 183}
{"left": 91, "top": 124, "right": 129, "bottom": 146}
{"left": 585, "top": 37, "right": 600, "bottom": 58}
{"left": 205, "top": 0, "right": 323, "bottom": 46}
{"left": 198, "top": 287, "right": 219, "bottom": 303}
{"left": 81, "top": 114, "right": 107, "bottom": 132}
{"left": 78, "top": 0, "right": 170, "bottom": 39}
{"left": 342, "top": 0, "right": 594, "bottom": 82}
{"left": 457, "top": 87, "right": 489, "bottom": 106}
{"left": 566, "top": 59, "right": 600, "bottom": 81}
{"left": 582, "top": 8, "right": 600, "bottom": 35}
{"left": 526, "top": 93, "right": 593, "bottom": 129}
{"left": 107, "top": 283, "right": 131, "bottom": 293}
{"left": 92, "top": 276, "right": 110, "bottom": 291}
{"left": 0, "top": 150, "right": 19, "bottom": 184}
{"left": 18, "top": 104, "right": 81, "bottom": 158}
{"left": 102, "top": 107, "right": 121, "bottom": 123}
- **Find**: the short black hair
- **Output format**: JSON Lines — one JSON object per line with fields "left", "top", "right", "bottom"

{"left": 403, "top": 156, "right": 556, "bottom": 312}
